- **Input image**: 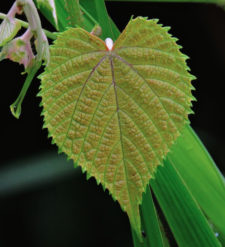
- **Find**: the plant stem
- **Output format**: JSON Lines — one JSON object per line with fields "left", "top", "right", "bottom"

{"left": 8, "top": 2, "right": 22, "bottom": 20}
{"left": 10, "top": 62, "right": 41, "bottom": 119}
{"left": 0, "top": 12, "right": 57, "bottom": 40}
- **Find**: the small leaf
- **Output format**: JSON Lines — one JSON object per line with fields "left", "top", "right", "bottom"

{"left": 39, "top": 17, "right": 194, "bottom": 239}
{"left": 0, "top": 17, "right": 21, "bottom": 47}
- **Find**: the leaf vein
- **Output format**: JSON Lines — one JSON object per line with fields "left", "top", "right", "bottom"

{"left": 60, "top": 55, "right": 108, "bottom": 151}
{"left": 114, "top": 54, "right": 180, "bottom": 134}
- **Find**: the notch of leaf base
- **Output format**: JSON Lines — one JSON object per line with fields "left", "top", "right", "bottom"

{"left": 105, "top": 37, "right": 114, "bottom": 51}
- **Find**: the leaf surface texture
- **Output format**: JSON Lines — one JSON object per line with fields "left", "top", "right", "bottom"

{"left": 39, "top": 17, "right": 194, "bottom": 238}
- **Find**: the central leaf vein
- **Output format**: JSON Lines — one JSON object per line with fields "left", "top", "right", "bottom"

{"left": 110, "top": 56, "right": 135, "bottom": 221}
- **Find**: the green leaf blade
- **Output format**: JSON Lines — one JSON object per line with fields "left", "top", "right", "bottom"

{"left": 39, "top": 17, "right": 194, "bottom": 239}
{"left": 168, "top": 125, "right": 225, "bottom": 240}
{"left": 139, "top": 186, "right": 165, "bottom": 247}
{"left": 151, "top": 159, "right": 222, "bottom": 247}
{"left": 64, "top": 0, "right": 84, "bottom": 28}
{"left": 35, "top": 0, "right": 58, "bottom": 29}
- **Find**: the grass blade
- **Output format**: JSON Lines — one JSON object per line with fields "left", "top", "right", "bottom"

{"left": 131, "top": 186, "right": 165, "bottom": 247}
{"left": 37, "top": 0, "right": 120, "bottom": 38}
{"left": 93, "top": 0, "right": 116, "bottom": 39}
{"left": 81, "top": 0, "right": 120, "bottom": 40}
{"left": 140, "top": 186, "right": 165, "bottom": 246}
{"left": 34, "top": 0, "right": 58, "bottom": 30}
{"left": 168, "top": 125, "right": 225, "bottom": 243}
{"left": 151, "top": 159, "right": 221, "bottom": 247}
{"left": 64, "top": 0, "right": 84, "bottom": 27}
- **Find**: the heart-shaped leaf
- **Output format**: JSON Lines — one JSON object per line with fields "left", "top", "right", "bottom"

{"left": 39, "top": 17, "right": 194, "bottom": 239}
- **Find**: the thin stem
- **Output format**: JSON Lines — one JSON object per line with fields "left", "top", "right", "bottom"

{"left": 21, "top": 28, "right": 33, "bottom": 41}
{"left": 8, "top": 2, "right": 21, "bottom": 19}
{"left": 0, "top": 12, "right": 57, "bottom": 40}
{"left": 10, "top": 62, "right": 41, "bottom": 119}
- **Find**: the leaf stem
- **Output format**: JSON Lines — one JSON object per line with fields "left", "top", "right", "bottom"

{"left": 10, "top": 62, "right": 41, "bottom": 119}
{"left": 0, "top": 12, "right": 57, "bottom": 40}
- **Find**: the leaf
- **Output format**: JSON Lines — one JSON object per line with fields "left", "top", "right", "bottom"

{"left": 80, "top": 0, "right": 120, "bottom": 39}
{"left": 168, "top": 125, "right": 225, "bottom": 241}
{"left": 93, "top": 0, "right": 117, "bottom": 39}
{"left": 131, "top": 186, "right": 165, "bottom": 247}
{"left": 64, "top": 0, "right": 84, "bottom": 28}
{"left": 39, "top": 17, "right": 194, "bottom": 239}
{"left": 140, "top": 186, "right": 165, "bottom": 247}
{"left": 0, "top": 17, "right": 21, "bottom": 47}
{"left": 150, "top": 159, "right": 222, "bottom": 247}
{"left": 35, "top": 0, "right": 58, "bottom": 29}
{"left": 48, "top": 0, "right": 96, "bottom": 32}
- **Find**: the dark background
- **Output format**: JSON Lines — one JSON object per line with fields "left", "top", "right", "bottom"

{"left": 0, "top": 1, "right": 225, "bottom": 247}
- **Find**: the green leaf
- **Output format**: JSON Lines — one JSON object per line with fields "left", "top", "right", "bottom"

{"left": 140, "top": 186, "right": 165, "bottom": 246}
{"left": 39, "top": 17, "right": 194, "bottom": 239}
{"left": 131, "top": 186, "right": 165, "bottom": 247}
{"left": 0, "top": 17, "right": 21, "bottom": 47}
{"left": 168, "top": 125, "right": 225, "bottom": 241}
{"left": 35, "top": 0, "right": 58, "bottom": 30}
{"left": 40, "top": 0, "right": 120, "bottom": 38}
{"left": 151, "top": 159, "right": 222, "bottom": 247}
{"left": 64, "top": 0, "right": 84, "bottom": 28}
{"left": 52, "top": 1, "right": 97, "bottom": 32}
{"left": 80, "top": 0, "right": 120, "bottom": 39}
{"left": 93, "top": 0, "right": 117, "bottom": 39}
